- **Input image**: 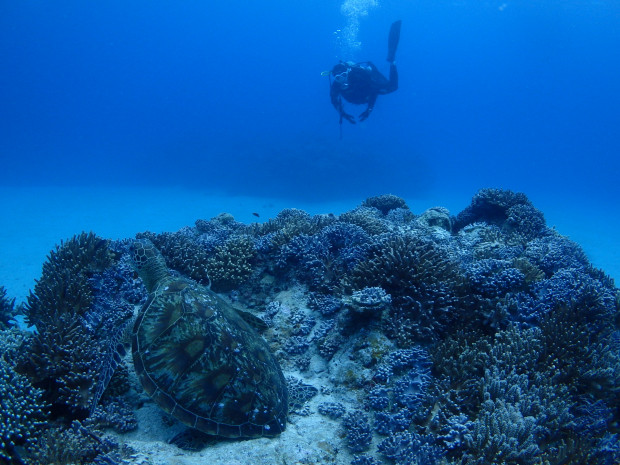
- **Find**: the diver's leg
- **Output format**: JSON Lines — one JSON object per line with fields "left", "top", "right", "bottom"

{"left": 386, "top": 63, "right": 398, "bottom": 93}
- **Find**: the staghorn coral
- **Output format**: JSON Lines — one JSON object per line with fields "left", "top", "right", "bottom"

{"left": 429, "top": 326, "right": 581, "bottom": 463}
{"left": 22, "top": 312, "right": 104, "bottom": 417}
{"left": 85, "top": 396, "right": 138, "bottom": 433}
{"left": 539, "top": 289, "right": 620, "bottom": 399}
{"left": 466, "top": 396, "right": 540, "bottom": 465}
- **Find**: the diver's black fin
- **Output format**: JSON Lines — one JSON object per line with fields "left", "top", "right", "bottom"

{"left": 387, "top": 20, "right": 402, "bottom": 63}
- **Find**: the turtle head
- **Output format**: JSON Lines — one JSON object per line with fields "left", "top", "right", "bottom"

{"left": 131, "top": 239, "right": 169, "bottom": 293}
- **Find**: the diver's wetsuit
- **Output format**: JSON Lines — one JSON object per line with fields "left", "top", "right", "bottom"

{"left": 330, "top": 61, "right": 398, "bottom": 124}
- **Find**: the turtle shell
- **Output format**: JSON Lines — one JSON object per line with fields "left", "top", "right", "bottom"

{"left": 132, "top": 277, "right": 288, "bottom": 438}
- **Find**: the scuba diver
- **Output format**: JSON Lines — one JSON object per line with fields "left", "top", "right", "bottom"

{"left": 329, "top": 20, "right": 401, "bottom": 127}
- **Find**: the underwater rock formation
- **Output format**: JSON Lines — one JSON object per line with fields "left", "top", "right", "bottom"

{"left": 2, "top": 189, "right": 618, "bottom": 465}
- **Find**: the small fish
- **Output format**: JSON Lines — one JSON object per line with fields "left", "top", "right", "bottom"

{"left": 252, "top": 212, "right": 260, "bottom": 218}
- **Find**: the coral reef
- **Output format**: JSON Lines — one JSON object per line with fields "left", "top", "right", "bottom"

{"left": 348, "top": 233, "right": 467, "bottom": 343}
{"left": 0, "top": 339, "right": 47, "bottom": 463}
{"left": 342, "top": 411, "right": 373, "bottom": 453}
{"left": 206, "top": 235, "right": 256, "bottom": 291}
{"left": 361, "top": 194, "right": 409, "bottom": 215}
{"left": 0, "top": 286, "right": 16, "bottom": 329}
{"left": 27, "top": 420, "right": 123, "bottom": 465}
{"left": 8, "top": 189, "right": 619, "bottom": 465}
{"left": 25, "top": 232, "right": 114, "bottom": 326}
{"left": 454, "top": 188, "right": 547, "bottom": 243}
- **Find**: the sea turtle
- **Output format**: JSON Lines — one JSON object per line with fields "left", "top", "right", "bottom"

{"left": 130, "top": 238, "right": 288, "bottom": 439}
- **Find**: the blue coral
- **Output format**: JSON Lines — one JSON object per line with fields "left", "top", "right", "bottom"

{"left": 368, "top": 348, "right": 431, "bottom": 438}
{"left": 465, "top": 258, "right": 526, "bottom": 298}
{"left": 525, "top": 232, "right": 590, "bottom": 276}
{"left": 6, "top": 192, "right": 619, "bottom": 464}
{"left": 0, "top": 357, "right": 47, "bottom": 463}
{"left": 378, "top": 431, "right": 443, "bottom": 465}
{"left": 342, "top": 410, "right": 373, "bottom": 453}
{"left": 278, "top": 222, "right": 370, "bottom": 290}
{"left": 454, "top": 188, "right": 547, "bottom": 242}
{"left": 318, "top": 401, "right": 346, "bottom": 419}
{"left": 0, "top": 286, "right": 16, "bottom": 329}
{"left": 308, "top": 293, "right": 342, "bottom": 317}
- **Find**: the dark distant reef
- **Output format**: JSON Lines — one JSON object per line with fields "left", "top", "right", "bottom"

{"left": 1, "top": 188, "right": 619, "bottom": 465}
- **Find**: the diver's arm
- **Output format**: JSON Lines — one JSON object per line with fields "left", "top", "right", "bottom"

{"left": 331, "top": 83, "right": 356, "bottom": 124}
{"left": 359, "top": 93, "right": 378, "bottom": 121}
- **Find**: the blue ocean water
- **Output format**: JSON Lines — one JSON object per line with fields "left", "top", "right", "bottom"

{"left": 2, "top": 4, "right": 620, "bottom": 463}
{"left": 1, "top": 0, "right": 618, "bottom": 203}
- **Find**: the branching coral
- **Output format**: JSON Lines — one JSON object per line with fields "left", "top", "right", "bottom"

{"left": 539, "top": 289, "right": 620, "bottom": 398}
{"left": 362, "top": 194, "right": 409, "bottom": 215}
{"left": 137, "top": 229, "right": 211, "bottom": 285}
{"left": 207, "top": 235, "right": 256, "bottom": 292}
{"left": 249, "top": 208, "right": 335, "bottom": 248}
{"left": 0, "top": 286, "right": 16, "bottom": 329}
{"left": 19, "top": 235, "right": 135, "bottom": 422}
{"left": 342, "top": 410, "right": 373, "bottom": 453}
{"left": 25, "top": 232, "right": 114, "bottom": 326}
{"left": 454, "top": 188, "right": 547, "bottom": 243}
{"left": 377, "top": 431, "right": 443, "bottom": 465}
{"left": 340, "top": 206, "right": 389, "bottom": 235}
{"left": 278, "top": 222, "right": 370, "bottom": 291}
{"left": 6, "top": 192, "right": 617, "bottom": 465}
{"left": 27, "top": 420, "right": 121, "bottom": 465}
{"left": 525, "top": 231, "right": 590, "bottom": 277}
{"left": 22, "top": 312, "right": 104, "bottom": 417}
{"left": 348, "top": 233, "right": 467, "bottom": 344}
{"left": 0, "top": 354, "right": 47, "bottom": 463}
